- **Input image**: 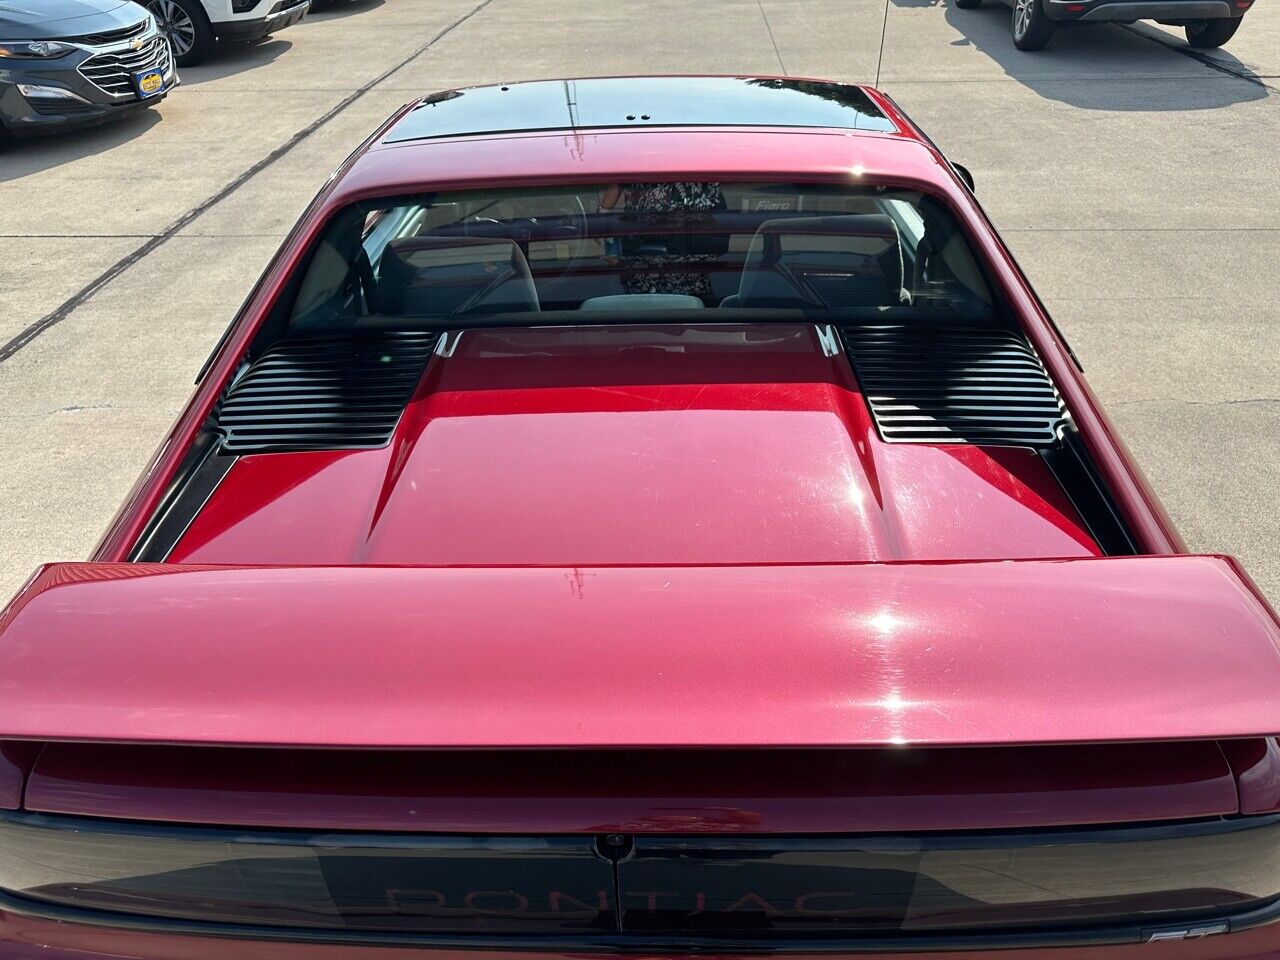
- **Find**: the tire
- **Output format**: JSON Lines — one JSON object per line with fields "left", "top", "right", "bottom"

{"left": 954, "top": 0, "right": 983, "bottom": 9}
{"left": 1012, "top": 0, "right": 1056, "bottom": 49}
{"left": 147, "top": 0, "right": 215, "bottom": 67}
{"left": 1184, "top": 17, "right": 1241, "bottom": 47}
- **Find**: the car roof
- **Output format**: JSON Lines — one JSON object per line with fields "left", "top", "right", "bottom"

{"left": 379, "top": 77, "right": 900, "bottom": 144}
{"left": 325, "top": 77, "right": 956, "bottom": 210}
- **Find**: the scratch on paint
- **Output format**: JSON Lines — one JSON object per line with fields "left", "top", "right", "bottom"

{"left": 566, "top": 567, "right": 594, "bottom": 600}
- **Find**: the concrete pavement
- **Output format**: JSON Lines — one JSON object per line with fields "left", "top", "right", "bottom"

{"left": 0, "top": 0, "right": 1276, "bottom": 600}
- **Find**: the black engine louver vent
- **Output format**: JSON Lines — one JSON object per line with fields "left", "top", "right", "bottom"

{"left": 841, "top": 325, "right": 1065, "bottom": 446}
{"left": 217, "top": 332, "right": 439, "bottom": 454}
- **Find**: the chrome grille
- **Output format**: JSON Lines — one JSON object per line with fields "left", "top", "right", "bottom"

{"left": 78, "top": 36, "right": 171, "bottom": 99}
{"left": 842, "top": 325, "right": 1066, "bottom": 446}
{"left": 57, "top": 19, "right": 148, "bottom": 46}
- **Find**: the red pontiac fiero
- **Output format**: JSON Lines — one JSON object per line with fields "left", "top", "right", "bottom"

{"left": 2, "top": 76, "right": 1279, "bottom": 960}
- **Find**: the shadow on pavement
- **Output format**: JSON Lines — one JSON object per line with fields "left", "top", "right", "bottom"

{"left": 305, "top": 0, "right": 387, "bottom": 22}
{"left": 927, "top": 0, "right": 1269, "bottom": 109}
{"left": 0, "top": 107, "right": 162, "bottom": 184}
{"left": 179, "top": 37, "right": 293, "bottom": 86}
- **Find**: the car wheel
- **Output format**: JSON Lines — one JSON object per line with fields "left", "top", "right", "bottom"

{"left": 954, "top": 0, "right": 983, "bottom": 9}
{"left": 1012, "top": 0, "right": 1055, "bottom": 48}
{"left": 147, "top": 0, "right": 215, "bottom": 67}
{"left": 1184, "top": 17, "right": 1241, "bottom": 46}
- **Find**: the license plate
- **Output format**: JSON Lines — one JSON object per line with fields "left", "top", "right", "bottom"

{"left": 134, "top": 69, "right": 165, "bottom": 98}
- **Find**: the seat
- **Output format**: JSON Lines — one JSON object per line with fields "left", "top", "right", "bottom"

{"left": 725, "top": 214, "right": 909, "bottom": 310}
{"left": 378, "top": 236, "right": 540, "bottom": 316}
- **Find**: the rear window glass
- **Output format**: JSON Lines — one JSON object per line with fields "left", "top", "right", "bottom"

{"left": 290, "top": 182, "right": 995, "bottom": 330}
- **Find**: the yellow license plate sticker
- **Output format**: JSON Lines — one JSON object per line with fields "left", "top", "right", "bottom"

{"left": 136, "top": 71, "right": 164, "bottom": 97}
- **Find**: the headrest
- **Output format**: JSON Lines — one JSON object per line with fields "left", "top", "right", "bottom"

{"left": 754, "top": 214, "right": 902, "bottom": 241}
{"left": 733, "top": 214, "right": 907, "bottom": 310}
{"left": 379, "top": 236, "right": 540, "bottom": 316}
{"left": 580, "top": 294, "right": 706, "bottom": 311}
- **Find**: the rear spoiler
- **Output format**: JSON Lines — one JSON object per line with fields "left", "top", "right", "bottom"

{"left": 0, "top": 557, "right": 1277, "bottom": 749}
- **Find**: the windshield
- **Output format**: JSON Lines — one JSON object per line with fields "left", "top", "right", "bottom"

{"left": 290, "top": 182, "right": 995, "bottom": 329}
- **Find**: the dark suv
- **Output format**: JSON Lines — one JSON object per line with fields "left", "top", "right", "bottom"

{"left": 0, "top": 0, "right": 177, "bottom": 143}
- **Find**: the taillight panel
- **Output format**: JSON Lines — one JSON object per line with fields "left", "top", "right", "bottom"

{"left": 619, "top": 822, "right": 1280, "bottom": 935}
{"left": 0, "top": 812, "right": 613, "bottom": 934}
{"left": 2, "top": 810, "right": 1280, "bottom": 947}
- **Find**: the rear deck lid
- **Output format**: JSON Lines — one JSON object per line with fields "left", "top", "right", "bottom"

{"left": 0, "top": 556, "right": 1277, "bottom": 749}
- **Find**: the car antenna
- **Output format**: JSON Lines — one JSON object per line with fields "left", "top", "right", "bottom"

{"left": 874, "top": 0, "right": 892, "bottom": 88}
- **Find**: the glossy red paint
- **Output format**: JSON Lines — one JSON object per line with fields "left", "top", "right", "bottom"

{"left": 169, "top": 326, "right": 1098, "bottom": 565}
{"left": 3, "top": 913, "right": 1280, "bottom": 960}
{"left": 90, "top": 95, "right": 1182, "bottom": 564}
{"left": 24, "top": 741, "right": 1239, "bottom": 832}
{"left": 340, "top": 127, "right": 945, "bottom": 204}
{"left": 1, "top": 557, "right": 1277, "bottom": 749}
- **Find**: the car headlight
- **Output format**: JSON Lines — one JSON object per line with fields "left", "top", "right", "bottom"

{"left": 0, "top": 40, "right": 75, "bottom": 59}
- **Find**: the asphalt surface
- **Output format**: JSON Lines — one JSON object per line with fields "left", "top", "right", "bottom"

{"left": 0, "top": 0, "right": 1276, "bottom": 603}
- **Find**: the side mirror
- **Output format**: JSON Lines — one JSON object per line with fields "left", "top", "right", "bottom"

{"left": 950, "top": 162, "right": 975, "bottom": 193}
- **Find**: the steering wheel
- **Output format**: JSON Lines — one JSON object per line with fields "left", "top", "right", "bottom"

{"left": 461, "top": 215, "right": 505, "bottom": 238}
{"left": 461, "top": 195, "right": 592, "bottom": 275}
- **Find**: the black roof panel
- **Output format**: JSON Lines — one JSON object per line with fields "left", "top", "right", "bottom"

{"left": 384, "top": 77, "right": 897, "bottom": 144}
